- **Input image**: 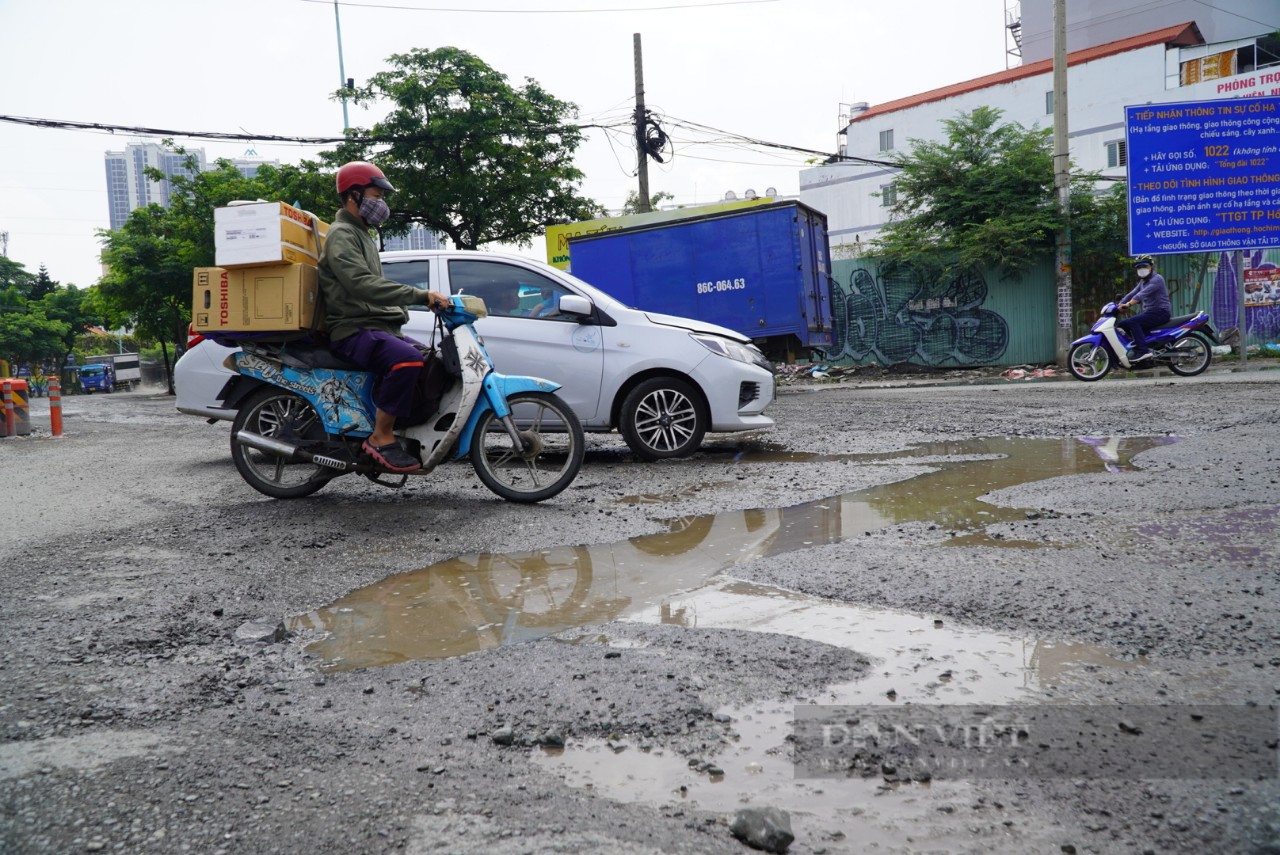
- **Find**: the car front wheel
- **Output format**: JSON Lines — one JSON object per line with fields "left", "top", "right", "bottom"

{"left": 619, "top": 377, "right": 707, "bottom": 461}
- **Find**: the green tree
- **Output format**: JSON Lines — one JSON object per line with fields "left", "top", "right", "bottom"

{"left": 29, "top": 265, "right": 59, "bottom": 302}
{"left": 0, "top": 308, "right": 69, "bottom": 371}
{"left": 873, "top": 106, "right": 1104, "bottom": 278}
{"left": 152, "top": 152, "right": 273, "bottom": 272}
{"left": 253, "top": 161, "right": 342, "bottom": 222}
{"left": 1068, "top": 181, "right": 1131, "bottom": 305}
{"left": 348, "top": 46, "right": 605, "bottom": 249}
{"left": 98, "top": 204, "right": 191, "bottom": 392}
{"left": 621, "top": 190, "right": 675, "bottom": 215}
{"left": 0, "top": 257, "right": 36, "bottom": 308}
{"left": 41, "top": 284, "right": 104, "bottom": 375}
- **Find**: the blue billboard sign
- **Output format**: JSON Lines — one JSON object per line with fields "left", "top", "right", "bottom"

{"left": 1125, "top": 95, "right": 1280, "bottom": 255}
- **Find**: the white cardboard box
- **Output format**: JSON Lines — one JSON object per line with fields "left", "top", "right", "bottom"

{"left": 213, "top": 201, "right": 330, "bottom": 268}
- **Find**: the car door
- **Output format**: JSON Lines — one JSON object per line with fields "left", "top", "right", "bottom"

{"left": 442, "top": 258, "right": 607, "bottom": 423}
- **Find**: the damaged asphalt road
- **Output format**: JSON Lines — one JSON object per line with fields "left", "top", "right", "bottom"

{"left": 2, "top": 367, "right": 1278, "bottom": 854}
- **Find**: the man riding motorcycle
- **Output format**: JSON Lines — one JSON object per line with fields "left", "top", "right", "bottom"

{"left": 319, "top": 161, "right": 450, "bottom": 472}
{"left": 1116, "top": 254, "right": 1171, "bottom": 363}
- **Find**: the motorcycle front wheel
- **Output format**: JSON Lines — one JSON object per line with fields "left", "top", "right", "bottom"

{"left": 1167, "top": 332, "right": 1212, "bottom": 377}
{"left": 469, "top": 391, "right": 584, "bottom": 503}
{"left": 1067, "top": 342, "right": 1113, "bottom": 382}
{"left": 230, "top": 386, "right": 334, "bottom": 499}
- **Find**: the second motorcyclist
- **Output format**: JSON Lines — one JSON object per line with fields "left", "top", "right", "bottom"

{"left": 1116, "top": 254, "right": 1171, "bottom": 362}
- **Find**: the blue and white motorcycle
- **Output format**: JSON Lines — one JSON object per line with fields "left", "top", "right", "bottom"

{"left": 222, "top": 295, "right": 584, "bottom": 503}
{"left": 1067, "top": 301, "right": 1218, "bottom": 382}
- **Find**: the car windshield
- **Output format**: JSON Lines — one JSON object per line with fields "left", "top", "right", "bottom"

{"left": 381, "top": 260, "right": 430, "bottom": 290}
{"left": 551, "top": 269, "right": 630, "bottom": 312}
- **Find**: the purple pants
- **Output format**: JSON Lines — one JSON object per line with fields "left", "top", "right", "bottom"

{"left": 1117, "top": 308, "right": 1171, "bottom": 355}
{"left": 331, "top": 329, "right": 423, "bottom": 418}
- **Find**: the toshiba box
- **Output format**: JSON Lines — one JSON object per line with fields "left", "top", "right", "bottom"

{"left": 213, "top": 202, "right": 330, "bottom": 268}
{"left": 192, "top": 265, "right": 323, "bottom": 333}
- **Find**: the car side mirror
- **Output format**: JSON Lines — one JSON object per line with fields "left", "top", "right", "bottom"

{"left": 558, "top": 295, "right": 592, "bottom": 316}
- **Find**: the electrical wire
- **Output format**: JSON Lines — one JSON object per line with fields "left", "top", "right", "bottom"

{"left": 663, "top": 114, "right": 897, "bottom": 167}
{"left": 0, "top": 114, "right": 626, "bottom": 145}
{"left": 1189, "top": 0, "right": 1278, "bottom": 29}
{"left": 299, "top": 0, "right": 780, "bottom": 13}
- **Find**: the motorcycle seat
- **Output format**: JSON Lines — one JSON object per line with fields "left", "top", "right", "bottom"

{"left": 1158, "top": 313, "right": 1199, "bottom": 330}
{"left": 277, "top": 342, "right": 362, "bottom": 372}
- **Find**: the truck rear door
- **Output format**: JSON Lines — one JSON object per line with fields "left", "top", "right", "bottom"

{"left": 795, "top": 206, "right": 834, "bottom": 349}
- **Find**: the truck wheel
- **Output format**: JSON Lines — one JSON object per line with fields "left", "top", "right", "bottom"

{"left": 619, "top": 377, "right": 707, "bottom": 461}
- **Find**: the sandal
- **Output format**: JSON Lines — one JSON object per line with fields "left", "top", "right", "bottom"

{"left": 362, "top": 439, "right": 422, "bottom": 473}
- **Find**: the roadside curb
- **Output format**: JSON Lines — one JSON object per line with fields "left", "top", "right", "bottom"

{"left": 777, "top": 359, "right": 1280, "bottom": 393}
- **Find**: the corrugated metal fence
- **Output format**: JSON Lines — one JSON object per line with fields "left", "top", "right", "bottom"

{"left": 827, "top": 249, "right": 1280, "bottom": 367}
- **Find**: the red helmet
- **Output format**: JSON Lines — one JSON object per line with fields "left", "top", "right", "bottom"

{"left": 336, "top": 161, "right": 395, "bottom": 195}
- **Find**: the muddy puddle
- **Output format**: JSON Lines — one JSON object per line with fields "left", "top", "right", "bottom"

{"left": 290, "top": 436, "right": 1173, "bottom": 668}
{"left": 289, "top": 436, "right": 1175, "bottom": 851}
{"left": 533, "top": 578, "right": 1146, "bottom": 851}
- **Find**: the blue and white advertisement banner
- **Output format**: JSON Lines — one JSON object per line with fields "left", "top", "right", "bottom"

{"left": 1126, "top": 95, "right": 1280, "bottom": 255}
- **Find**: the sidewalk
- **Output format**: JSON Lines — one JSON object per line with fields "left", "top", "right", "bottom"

{"left": 776, "top": 357, "right": 1280, "bottom": 391}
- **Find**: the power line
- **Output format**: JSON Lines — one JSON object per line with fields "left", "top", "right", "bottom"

{"left": 299, "top": 0, "right": 779, "bottom": 13}
{"left": 1188, "top": 0, "right": 1277, "bottom": 30}
{"left": 0, "top": 113, "right": 628, "bottom": 145}
{"left": 663, "top": 115, "right": 898, "bottom": 167}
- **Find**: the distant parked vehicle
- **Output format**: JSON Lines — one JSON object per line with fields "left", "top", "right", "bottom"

{"left": 80, "top": 353, "right": 142, "bottom": 393}
{"left": 565, "top": 200, "right": 836, "bottom": 361}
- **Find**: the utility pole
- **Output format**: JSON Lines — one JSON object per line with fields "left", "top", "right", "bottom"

{"left": 633, "top": 33, "right": 650, "bottom": 213}
{"left": 1236, "top": 249, "right": 1247, "bottom": 364}
{"left": 1052, "top": 0, "right": 1072, "bottom": 367}
{"left": 334, "top": 1, "right": 350, "bottom": 130}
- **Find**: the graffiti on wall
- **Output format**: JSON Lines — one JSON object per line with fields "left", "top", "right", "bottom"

{"left": 829, "top": 263, "right": 1009, "bottom": 366}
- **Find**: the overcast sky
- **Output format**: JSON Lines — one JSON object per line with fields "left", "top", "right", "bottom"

{"left": 1, "top": 0, "right": 1010, "bottom": 288}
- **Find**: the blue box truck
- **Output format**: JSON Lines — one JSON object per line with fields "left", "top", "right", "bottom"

{"left": 565, "top": 200, "right": 834, "bottom": 360}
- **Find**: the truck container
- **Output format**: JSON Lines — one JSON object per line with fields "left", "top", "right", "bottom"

{"left": 566, "top": 200, "right": 834, "bottom": 360}
{"left": 80, "top": 353, "right": 141, "bottom": 393}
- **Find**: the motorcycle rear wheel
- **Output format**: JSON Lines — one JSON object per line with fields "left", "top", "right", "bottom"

{"left": 230, "top": 386, "right": 334, "bottom": 499}
{"left": 1166, "top": 332, "right": 1212, "bottom": 377}
{"left": 469, "top": 391, "right": 584, "bottom": 503}
{"left": 1068, "top": 342, "right": 1113, "bottom": 381}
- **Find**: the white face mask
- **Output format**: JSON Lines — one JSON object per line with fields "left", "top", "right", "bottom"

{"left": 1136, "top": 267, "right": 1151, "bottom": 278}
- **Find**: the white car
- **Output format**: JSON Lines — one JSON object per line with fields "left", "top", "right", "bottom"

{"left": 175, "top": 249, "right": 775, "bottom": 460}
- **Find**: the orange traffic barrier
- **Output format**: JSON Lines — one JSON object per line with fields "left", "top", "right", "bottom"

{"left": 49, "top": 377, "right": 63, "bottom": 436}
{"left": 2, "top": 378, "right": 31, "bottom": 436}
{"left": 2, "top": 381, "right": 13, "bottom": 438}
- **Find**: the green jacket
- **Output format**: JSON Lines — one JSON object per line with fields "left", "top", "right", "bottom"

{"left": 318, "top": 208, "right": 431, "bottom": 342}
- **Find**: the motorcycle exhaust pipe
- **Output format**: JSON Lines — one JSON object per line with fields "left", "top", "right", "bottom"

{"left": 234, "top": 430, "right": 352, "bottom": 471}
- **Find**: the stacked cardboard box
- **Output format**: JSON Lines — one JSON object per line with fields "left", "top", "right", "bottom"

{"left": 192, "top": 265, "right": 323, "bottom": 333}
{"left": 193, "top": 201, "right": 331, "bottom": 333}
{"left": 214, "top": 201, "right": 329, "bottom": 268}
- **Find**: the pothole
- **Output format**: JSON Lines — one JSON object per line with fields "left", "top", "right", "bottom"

{"left": 290, "top": 436, "right": 1175, "bottom": 670}
{"left": 532, "top": 578, "right": 1149, "bottom": 852}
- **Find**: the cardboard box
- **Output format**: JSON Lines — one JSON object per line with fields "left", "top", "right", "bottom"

{"left": 213, "top": 201, "right": 330, "bottom": 269}
{"left": 192, "top": 265, "right": 324, "bottom": 333}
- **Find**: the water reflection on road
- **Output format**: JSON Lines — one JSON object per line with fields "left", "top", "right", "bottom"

{"left": 290, "top": 436, "right": 1174, "bottom": 670}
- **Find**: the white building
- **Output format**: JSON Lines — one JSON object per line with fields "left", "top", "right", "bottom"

{"left": 104, "top": 143, "right": 278, "bottom": 230}
{"left": 382, "top": 222, "right": 444, "bottom": 252}
{"left": 801, "top": 21, "right": 1280, "bottom": 251}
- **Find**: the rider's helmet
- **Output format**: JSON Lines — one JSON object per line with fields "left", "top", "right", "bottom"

{"left": 1133, "top": 254, "right": 1155, "bottom": 269}
{"left": 336, "top": 161, "right": 395, "bottom": 197}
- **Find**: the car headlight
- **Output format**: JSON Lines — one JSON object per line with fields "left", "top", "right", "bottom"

{"left": 690, "top": 333, "right": 773, "bottom": 372}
